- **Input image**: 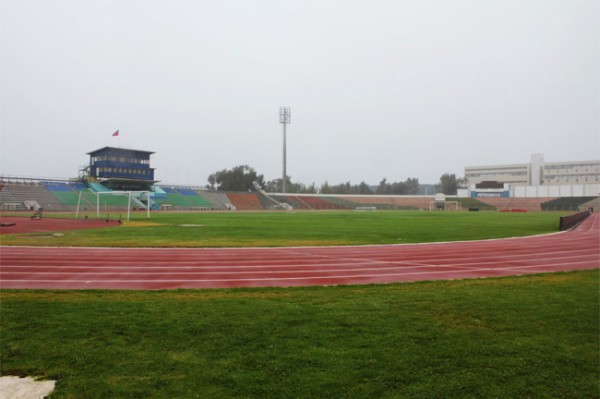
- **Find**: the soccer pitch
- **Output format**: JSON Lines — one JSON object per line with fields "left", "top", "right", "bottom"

{"left": 0, "top": 210, "right": 565, "bottom": 247}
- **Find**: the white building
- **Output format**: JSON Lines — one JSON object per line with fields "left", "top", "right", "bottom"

{"left": 462, "top": 154, "right": 600, "bottom": 198}
{"left": 465, "top": 154, "right": 600, "bottom": 186}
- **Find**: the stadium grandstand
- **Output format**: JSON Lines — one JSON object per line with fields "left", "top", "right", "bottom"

{"left": 1, "top": 148, "right": 598, "bottom": 214}
{"left": 2, "top": 178, "right": 598, "bottom": 213}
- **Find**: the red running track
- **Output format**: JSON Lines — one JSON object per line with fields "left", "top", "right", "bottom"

{"left": 1, "top": 214, "right": 598, "bottom": 290}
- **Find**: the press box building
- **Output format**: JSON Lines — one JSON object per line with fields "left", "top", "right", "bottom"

{"left": 87, "top": 147, "right": 157, "bottom": 191}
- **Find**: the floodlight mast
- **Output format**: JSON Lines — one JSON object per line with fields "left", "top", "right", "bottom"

{"left": 279, "top": 106, "right": 291, "bottom": 193}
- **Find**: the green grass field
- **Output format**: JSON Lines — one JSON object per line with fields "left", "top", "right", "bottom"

{"left": 1, "top": 270, "right": 598, "bottom": 398}
{"left": 2, "top": 210, "right": 597, "bottom": 398}
{"left": 0, "top": 210, "right": 565, "bottom": 247}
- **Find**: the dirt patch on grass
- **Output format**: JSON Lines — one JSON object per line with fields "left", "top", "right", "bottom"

{"left": 0, "top": 216, "right": 120, "bottom": 235}
{"left": 0, "top": 376, "right": 55, "bottom": 399}
{"left": 122, "top": 221, "right": 163, "bottom": 227}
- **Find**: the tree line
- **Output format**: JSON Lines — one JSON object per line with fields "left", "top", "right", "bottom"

{"left": 207, "top": 165, "right": 464, "bottom": 195}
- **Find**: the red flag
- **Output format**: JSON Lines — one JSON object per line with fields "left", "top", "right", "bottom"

{"left": 112, "top": 130, "right": 119, "bottom": 137}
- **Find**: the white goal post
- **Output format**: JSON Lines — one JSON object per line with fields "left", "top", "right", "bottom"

{"left": 428, "top": 193, "right": 461, "bottom": 211}
{"left": 76, "top": 191, "right": 150, "bottom": 221}
{"left": 429, "top": 200, "right": 461, "bottom": 211}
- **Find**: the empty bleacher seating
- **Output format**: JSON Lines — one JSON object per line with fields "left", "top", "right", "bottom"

{"left": 2, "top": 179, "right": 596, "bottom": 214}
{"left": 0, "top": 185, "right": 23, "bottom": 210}
{"left": 153, "top": 186, "right": 216, "bottom": 210}
{"left": 3, "top": 182, "right": 65, "bottom": 210}
{"left": 453, "top": 198, "right": 496, "bottom": 211}
{"left": 197, "top": 191, "right": 231, "bottom": 210}
{"left": 541, "top": 197, "right": 598, "bottom": 211}
{"left": 302, "top": 196, "right": 351, "bottom": 210}
{"left": 270, "top": 195, "right": 354, "bottom": 210}
{"left": 226, "top": 193, "right": 264, "bottom": 210}
{"left": 346, "top": 196, "right": 430, "bottom": 210}
{"left": 476, "top": 197, "right": 556, "bottom": 212}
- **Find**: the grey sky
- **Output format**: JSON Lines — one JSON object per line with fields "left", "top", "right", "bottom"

{"left": 1, "top": 0, "right": 598, "bottom": 186}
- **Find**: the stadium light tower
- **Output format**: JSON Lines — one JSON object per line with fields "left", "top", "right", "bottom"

{"left": 279, "top": 106, "right": 291, "bottom": 193}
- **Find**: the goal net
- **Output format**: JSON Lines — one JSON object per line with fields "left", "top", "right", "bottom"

{"left": 76, "top": 191, "right": 150, "bottom": 221}
{"left": 429, "top": 200, "right": 461, "bottom": 211}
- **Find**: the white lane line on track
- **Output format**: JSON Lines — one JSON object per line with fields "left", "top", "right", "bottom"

{"left": 0, "top": 250, "right": 600, "bottom": 273}
{"left": 0, "top": 242, "right": 599, "bottom": 266}
{"left": 0, "top": 271, "right": 502, "bottom": 283}
{"left": 3, "top": 261, "right": 596, "bottom": 281}
{"left": 2, "top": 243, "right": 596, "bottom": 268}
{"left": 0, "top": 266, "right": 472, "bottom": 276}
{"left": 0, "top": 252, "right": 600, "bottom": 273}
{"left": 1, "top": 266, "right": 592, "bottom": 284}
{"left": 391, "top": 255, "right": 599, "bottom": 269}
{"left": 0, "top": 260, "right": 408, "bottom": 270}
{"left": 2, "top": 247, "right": 596, "bottom": 267}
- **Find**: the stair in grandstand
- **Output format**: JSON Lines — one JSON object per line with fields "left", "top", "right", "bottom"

{"left": 292, "top": 196, "right": 313, "bottom": 209}
{"left": 23, "top": 200, "right": 41, "bottom": 211}
{"left": 88, "top": 182, "right": 112, "bottom": 192}
{"left": 256, "top": 191, "right": 287, "bottom": 209}
{"left": 130, "top": 193, "right": 149, "bottom": 210}
{"left": 270, "top": 195, "right": 300, "bottom": 209}
{"left": 256, "top": 190, "right": 292, "bottom": 210}
{"left": 579, "top": 197, "right": 600, "bottom": 212}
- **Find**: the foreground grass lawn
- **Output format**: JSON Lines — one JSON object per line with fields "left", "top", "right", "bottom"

{"left": 0, "top": 211, "right": 564, "bottom": 247}
{"left": 1, "top": 270, "right": 598, "bottom": 398}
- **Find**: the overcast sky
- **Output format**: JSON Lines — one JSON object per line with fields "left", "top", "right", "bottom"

{"left": 1, "top": 0, "right": 598, "bottom": 186}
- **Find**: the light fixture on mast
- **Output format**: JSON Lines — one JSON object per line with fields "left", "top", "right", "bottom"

{"left": 279, "top": 106, "right": 291, "bottom": 193}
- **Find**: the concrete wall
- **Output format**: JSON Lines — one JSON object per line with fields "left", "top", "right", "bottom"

{"left": 510, "top": 184, "right": 599, "bottom": 198}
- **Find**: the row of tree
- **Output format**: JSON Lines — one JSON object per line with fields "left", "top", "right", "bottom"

{"left": 207, "top": 165, "right": 464, "bottom": 195}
